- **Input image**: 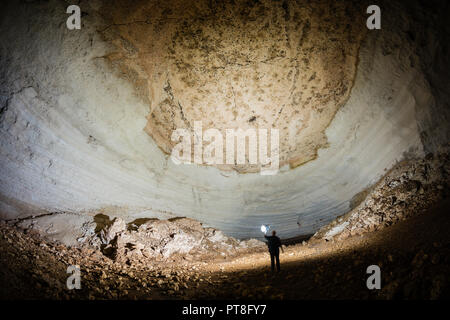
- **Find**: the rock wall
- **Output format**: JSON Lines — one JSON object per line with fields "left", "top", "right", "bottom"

{"left": 312, "top": 151, "right": 450, "bottom": 241}
{"left": 0, "top": 0, "right": 449, "bottom": 239}
{"left": 83, "top": 216, "right": 264, "bottom": 263}
{"left": 99, "top": 0, "right": 367, "bottom": 171}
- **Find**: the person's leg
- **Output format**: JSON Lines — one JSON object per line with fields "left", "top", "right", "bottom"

{"left": 270, "top": 253, "right": 275, "bottom": 272}
{"left": 276, "top": 253, "right": 280, "bottom": 272}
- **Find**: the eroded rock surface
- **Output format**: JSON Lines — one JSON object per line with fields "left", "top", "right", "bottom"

{"left": 100, "top": 0, "right": 366, "bottom": 171}
{"left": 1, "top": 0, "right": 447, "bottom": 239}
{"left": 83, "top": 216, "right": 265, "bottom": 264}
{"left": 2, "top": 198, "right": 450, "bottom": 300}
{"left": 312, "top": 151, "right": 450, "bottom": 241}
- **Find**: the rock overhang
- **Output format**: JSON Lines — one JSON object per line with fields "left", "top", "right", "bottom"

{"left": 0, "top": 0, "right": 449, "bottom": 240}
{"left": 100, "top": 0, "right": 367, "bottom": 171}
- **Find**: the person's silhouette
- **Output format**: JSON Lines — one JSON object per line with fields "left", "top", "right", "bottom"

{"left": 264, "top": 230, "right": 283, "bottom": 272}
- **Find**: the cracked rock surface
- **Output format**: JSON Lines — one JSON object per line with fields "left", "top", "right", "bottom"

{"left": 86, "top": 215, "right": 265, "bottom": 263}
{"left": 100, "top": 0, "right": 366, "bottom": 171}
{"left": 0, "top": 0, "right": 449, "bottom": 239}
{"left": 1, "top": 195, "right": 449, "bottom": 300}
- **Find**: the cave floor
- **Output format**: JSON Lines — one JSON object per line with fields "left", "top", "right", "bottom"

{"left": 1, "top": 200, "right": 449, "bottom": 300}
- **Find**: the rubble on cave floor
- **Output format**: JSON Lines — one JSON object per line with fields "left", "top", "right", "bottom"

{"left": 0, "top": 218, "right": 266, "bottom": 300}
{"left": 0, "top": 210, "right": 268, "bottom": 299}
{"left": 82, "top": 215, "right": 266, "bottom": 265}
{"left": 0, "top": 152, "right": 449, "bottom": 300}
{"left": 1, "top": 197, "right": 449, "bottom": 300}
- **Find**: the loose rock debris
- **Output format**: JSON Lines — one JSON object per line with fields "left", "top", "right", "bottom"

{"left": 0, "top": 152, "right": 449, "bottom": 300}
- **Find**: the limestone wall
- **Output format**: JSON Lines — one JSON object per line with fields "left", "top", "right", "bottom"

{"left": 0, "top": 0, "right": 448, "bottom": 239}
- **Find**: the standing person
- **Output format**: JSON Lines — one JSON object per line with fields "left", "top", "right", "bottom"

{"left": 264, "top": 230, "right": 283, "bottom": 272}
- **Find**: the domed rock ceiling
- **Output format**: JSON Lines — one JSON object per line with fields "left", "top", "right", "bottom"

{"left": 0, "top": 0, "right": 449, "bottom": 240}
{"left": 100, "top": 0, "right": 366, "bottom": 171}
